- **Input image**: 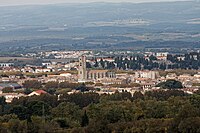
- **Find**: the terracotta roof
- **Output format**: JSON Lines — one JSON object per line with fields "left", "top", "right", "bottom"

{"left": 35, "top": 90, "right": 47, "bottom": 95}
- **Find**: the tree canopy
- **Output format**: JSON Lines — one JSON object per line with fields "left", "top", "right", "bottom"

{"left": 156, "top": 79, "right": 183, "bottom": 89}
{"left": 0, "top": 88, "right": 199, "bottom": 132}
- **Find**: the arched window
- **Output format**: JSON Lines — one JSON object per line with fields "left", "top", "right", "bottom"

{"left": 90, "top": 73, "right": 93, "bottom": 79}
{"left": 94, "top": 73, "right": 97, "bottom": 79}
{"left": 102, "top": 73, "right": 104, "bottom": 78}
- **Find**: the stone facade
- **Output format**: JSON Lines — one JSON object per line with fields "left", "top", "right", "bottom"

{"left": 78, "top": 55, "right": 116, "bottom": 82}
{"left": 135, "top": 71, "right": 159, "bottom": 79}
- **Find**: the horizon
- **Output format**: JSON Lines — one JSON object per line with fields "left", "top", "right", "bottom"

{"left": 0, "top": 0, "right": 195, "bottom": 6}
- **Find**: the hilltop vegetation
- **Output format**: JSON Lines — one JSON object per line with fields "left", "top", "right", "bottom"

{"left": 1, "top": 90, "right": 200, "bottom": 132}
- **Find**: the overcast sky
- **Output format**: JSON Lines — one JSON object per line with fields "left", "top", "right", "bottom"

{"left": 0, "top": 0, "right": 193, "bottom": 6}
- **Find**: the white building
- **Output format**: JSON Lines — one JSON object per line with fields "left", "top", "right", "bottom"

{"left": 0, "top": 63, "right": 14, "bottom": 68}
{"left": 135, "top": 71, "right": 159, "bottom": 79}
{"left": 0, "top": 92, "right": 26, "bottom": 103}
{"left": 35, "top": 68, "right": 52, "bottom": 73}
{"left": 156, "top": 52, "right": 168, "bottom": 61}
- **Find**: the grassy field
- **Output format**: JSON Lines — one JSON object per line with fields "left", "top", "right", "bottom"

{"left": 0, "top": 57, "right": 35, "bottom": 62}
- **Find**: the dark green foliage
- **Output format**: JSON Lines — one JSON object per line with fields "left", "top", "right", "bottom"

{"left": 24, "top": 88, "right": 32, "bottom": 95}
{"left": 59, "top": 82, "right": 81, "bottom": 89}
{"left": 149, "top": 55, "right": 157, "bottom": 60}
{"left": 133, "top": 91, "right": 144, "bottom": 100}
{"left": 108, "top": 119, "right": 171, "bottom": 133}
{"left": 156, "top": 79, "right": 183, "bottom": 89}
{"left": 1, "top": 88, "right": 200, "bottom": 132}
{"left": 51, "top": 102, "right": 81, "bottom": 123}
{"left": 87, "top": 52, "right": 200, "bottom": 70}
{"left": 94, "top": 58, "right": 99, "bottom": 68}
{"left": 0, "top": 96, "right": 6, "bottom": 114}
{"left": 8, "top": 119, "right": 28, "bottom": 133}
{"left": 60, "top": 92, "right": 100, "bottom": 108}
{"left": 190, "top": 94, "right": 200, "bottom": 108}
{"left": 22, "top": 80, "right": 42, "bottom": 89}
{"left": 100, "top": 58, "right": 105, "bottom": 68}
{"left": 10, "top": 105, "right": 28, "bottom": 120}
{"left": 76, "top": 83, "right": 89, "bottom": 92}
{"left": 178, "top": 117, "right": 200, "bottom": 133}
{"left": 2, "top": 87, "right": 13, "bottom": 93}
{"left": 46, "top": 88, "right": 56, "bottom": 95}
{"left": 169, "top": 103, "right": 200, "bottom": 132}
{"left": 86, "top": 62, "right": 92, "bottom": 68}
{"left": 26, "top": 101, "right": 50, "bottom": 116}
{"left": 44, "top": 81, "right": 59, "bottom": 89}
{"left": 55, "top": 118, "right": 69, "bottom": 128}
{"left": 145, "top": 90, "right": 185, "bottom": 100}
{"left": 101, "top": 91, "right": 132, "bottom": 101}
{"left": 0, "top": 97, "right": 6, "bottom": 106}
{"left": 81, "top": 111, "right": 89, "bottom": 127}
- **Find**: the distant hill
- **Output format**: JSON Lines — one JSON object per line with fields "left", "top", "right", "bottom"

{"left": 0, "top": 1, "right": 199, "bottom": 54}
{"left": 0, "top": 1, "right": 199, "bottom": 27}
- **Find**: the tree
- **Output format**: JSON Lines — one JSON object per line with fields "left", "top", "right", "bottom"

{"left": 10, "top": 105, "right": 28, "bottom": 120}
{"left": 133, "top": 91, "right": 144, "bottom": 100}
{"left": 100, "top": 58, "right": 105, "bottom": 68}
{"left": 24, "top": 88, "right": 32, "bottom": 95}
{"left": 25, "top": 94, "right": 58, "bottom": 108}
{"left": 60, "top": 93, "right": 100, "bottom": 108}
{"left": 145, "top": 90, "right": 185, "bottom": 101}
{"left": 178, "top": 117, "right": 200, "bottom": 133}
{"left": 2, "top": 87, "right": 13, "bottom": 93}
{"left": 51, "top": 102, "right": 81, "bottom": 120}
{"left": 103, "top": 92, "right": 132, "bottom": 101}
{"left": 81, "top": 111, "right": 89, "bottom": 127}
{"left": 28, "top": 116, "right": 43, "bottom": 133}
{"left": 0, "top": 96, "right": 6, "bottom": 113}
{"left": 26, "top": 101, "right": 50, "bottom": 116}
{"left": 94, "top": 58, "right": 99, "bottom": 68}
{"left": 8, "top": 119, "right": 28, "bottom": 133}
{"left": 27, "top": 115, "right": 60, "bottom": 132}
{"left": 51, "top": 102, "right": 81, "bottom": 128}
{"left": 169, "top": 104, "right": 199, "bottom": 132}
{"left": 144, "top": 100, "right": 169, "bottom": 119}
{"left": 149, "top": 55, "right": 157, "bottom": 61}
{"left": 59, "top": 82, "right": 81, "bottom": 89}
{"left": 76, "top": 83, "right": 88, "bottom": 92}
{"left": 45, "top": 81, "right": 59, "bottom": 89}
{"left": 22, "top": 80, "right": 42, "bottom": 89}
{"left": 156, "top": 79, "right": 183, "bottom": 89}
{"left": 190, "top": 94, "right": 200, "bottom": 108}
{"left": 46, "top": 88, "right": 56, "bottom": 95}
{"left": 86, "top": 62, "right": 92, "bottom": 68}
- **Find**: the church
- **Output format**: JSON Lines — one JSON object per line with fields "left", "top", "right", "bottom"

{"left": 78, "top": 55, "right": 116, "bottom": 82}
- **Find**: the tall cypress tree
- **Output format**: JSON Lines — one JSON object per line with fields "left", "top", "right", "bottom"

{"left": 81, "top": 110, "right": 89, "bottom": 127}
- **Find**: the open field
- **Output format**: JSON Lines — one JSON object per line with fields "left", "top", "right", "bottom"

{"left": 0, "top": 57, "right": 35, "bottom": 62}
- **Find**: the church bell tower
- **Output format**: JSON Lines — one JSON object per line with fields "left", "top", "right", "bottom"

{"left": 78, "top": 55, "right": 87, "bottom": 82}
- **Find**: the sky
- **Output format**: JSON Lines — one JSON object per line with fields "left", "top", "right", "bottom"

{"left": 0, "top": 0, "right": 193, "bottom": 6}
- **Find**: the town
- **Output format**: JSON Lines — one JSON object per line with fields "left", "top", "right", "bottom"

{"left": 0, "top": 50, "right": 200, "bottom": 103}
{"left": 0, "top": 0, "right": 200, "bottom": 132}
